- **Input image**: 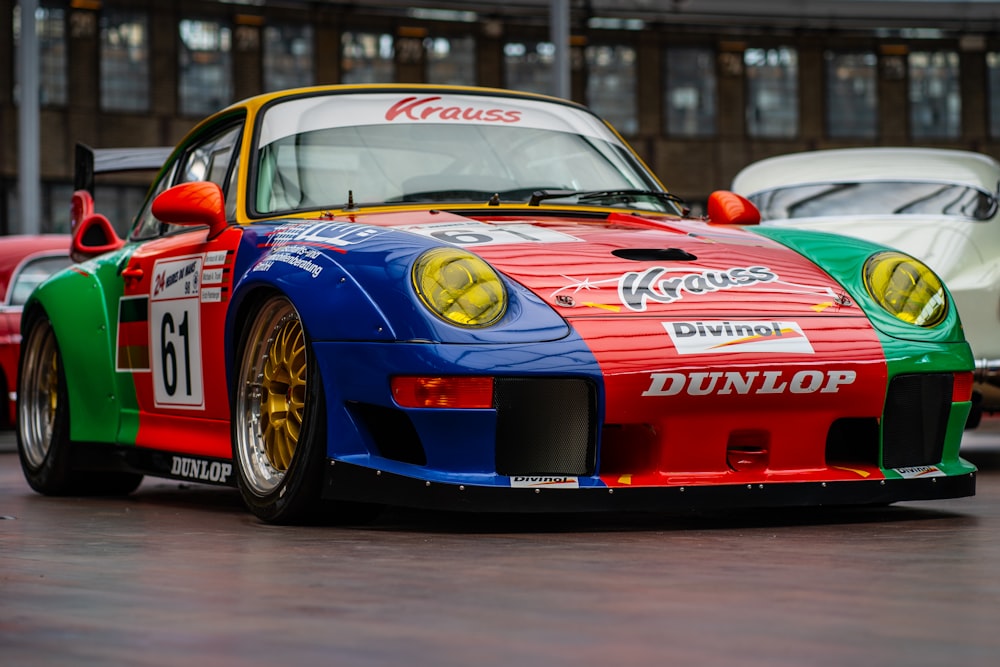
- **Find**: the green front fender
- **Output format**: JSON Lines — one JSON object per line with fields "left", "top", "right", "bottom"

{"left": 26, "top": 249, "right": 139, "bottom": 445}
{"left": 750, "top": 226, "right": 975, "bottom": 475}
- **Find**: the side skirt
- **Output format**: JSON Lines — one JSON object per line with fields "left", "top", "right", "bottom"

{"left": 70, "top": 442, "right": 237, "bottom": 487}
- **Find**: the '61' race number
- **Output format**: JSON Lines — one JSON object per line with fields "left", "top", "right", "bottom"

{"left": 150, "top": 256, "right": 204, "bottom": 409}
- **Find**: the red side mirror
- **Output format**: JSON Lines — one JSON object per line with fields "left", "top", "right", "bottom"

{"left": 707, "top": 190, "right": 761, "bottom": 225}
{"left": 152, "top": 181, "right": 228, "bottom": 238}
{"left": 71, "top": 213, "right": 125, "bottom": 263}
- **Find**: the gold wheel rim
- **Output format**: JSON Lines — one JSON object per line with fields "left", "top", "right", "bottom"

{"left": 235, "top": 297, "right": 309, "bottom": 497}
{"left": 259, "top": 317, "right": 306, "bottom": 471}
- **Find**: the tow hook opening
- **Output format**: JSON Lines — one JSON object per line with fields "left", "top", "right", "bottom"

{"left": 727, "top": 430, "right": 770, "bottom": 472}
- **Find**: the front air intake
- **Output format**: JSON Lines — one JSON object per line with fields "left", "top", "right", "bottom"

{"left": 881, "top": 374, "right": 952, "bottom": 469}
{"left": 494, "top": 378, "right": 597, "bottom": 476}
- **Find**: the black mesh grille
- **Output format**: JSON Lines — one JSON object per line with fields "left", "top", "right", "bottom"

{"left": 882, "top": 374, "right": 952, "bottom": 469}
{"left": 494, "top": 378, "right": 597, "bottom": 476}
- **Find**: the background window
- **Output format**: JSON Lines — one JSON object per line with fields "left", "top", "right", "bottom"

{"left": 503, "top": 41, "right": 553, "bottom": 95}
{"left": 664, "top": 46, "right": 717, "bottom": 137}
{"left": 825, "top": 51, "right": 877, "bottom": 139}
{"left": 101, "top": 10, "right": 150, "bottom": 113}
{"left": 425, "top": 35, "right": 475, "bottom": 85}
{"left": 585, "top": 44, "right": 637, "bottom": 135}
{"left": 178, "top": 19, "right": 233, "bottom": 116}
{"left": 990, "top": 52, "right": 1000, "bottom": 138}
{"left": 263, "top": 23, "right": 314, "bottom": 92}
{"left": 341, "top": 32, "right": 394, "bottom": 83}
{"left": 13, "top": 2, "right": 67, "bottom": 106}
{"left": 745, "top": 46, "right": 799, "bottom": 138}
{"left": 909, "top": 50, "right": 961, "bottom": 139}
{"left": 5, "top": 182, "right": 72, "bottom": 233}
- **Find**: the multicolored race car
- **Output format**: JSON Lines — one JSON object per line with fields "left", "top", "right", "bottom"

{"left": 17, "top": 85, "right": 976, "bottom": 523}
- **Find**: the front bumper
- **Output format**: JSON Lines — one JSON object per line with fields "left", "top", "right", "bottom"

{"left": 322, "top": 459, "right": 976, "bottom": 513}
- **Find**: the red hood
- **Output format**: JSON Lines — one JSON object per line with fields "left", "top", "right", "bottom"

{"left": 369, "top": 209, "right": 858, "bottom": 319}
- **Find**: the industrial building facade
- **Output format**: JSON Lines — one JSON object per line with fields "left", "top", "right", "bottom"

{"left": 1, "top": 0, "right": 998, "bottom": 234}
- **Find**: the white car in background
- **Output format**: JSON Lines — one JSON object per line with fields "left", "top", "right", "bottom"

{"left": 732, "top": 147, "right": 1000, "bottom": 426}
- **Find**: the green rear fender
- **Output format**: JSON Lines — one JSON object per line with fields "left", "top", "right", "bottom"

{"left": 25, "top": 250, "right": 136, "bottom": 445}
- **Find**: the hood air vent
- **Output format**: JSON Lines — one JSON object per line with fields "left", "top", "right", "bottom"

{"left": 612, "top": 248, "right": 697, "bottom": 262}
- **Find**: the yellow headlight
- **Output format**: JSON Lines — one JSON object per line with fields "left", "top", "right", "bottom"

{"left": 863, "top": 251, "right": 947, "bottom": 327}
{"left": 412, "top": 248, "right": 507, "bottom": 327}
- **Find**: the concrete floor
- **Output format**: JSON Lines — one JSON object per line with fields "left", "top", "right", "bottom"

{"left": 2, "top": 427, "right": 1000, "bottom": 666}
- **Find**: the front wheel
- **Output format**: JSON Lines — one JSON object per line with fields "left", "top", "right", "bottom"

{"left": 232, "top": 295, "right": 331, "bottom": 523}
{"left": 232, "top": 295, "right": 382, "bottom": 524}
{"left": 18, "top": 313, "right": 142, "bottom": 495}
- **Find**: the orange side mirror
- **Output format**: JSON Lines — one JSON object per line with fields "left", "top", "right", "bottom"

{"left": 152, "top": 181, "right": 228, "bottom": 238}
{"left": 706, "top": 190, "right": 761, "bottom": 225}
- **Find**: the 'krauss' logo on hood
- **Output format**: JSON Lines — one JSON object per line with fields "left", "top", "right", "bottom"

{"left": 385, "top": 96, "right": 522, "bottom": 123}
{"left": 619, "top": 266, "right": 777, "bottom": 311}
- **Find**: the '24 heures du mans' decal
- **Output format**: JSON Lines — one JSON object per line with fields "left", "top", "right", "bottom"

{"left": 549, "top": 265, "right": 840, "bottom": 312}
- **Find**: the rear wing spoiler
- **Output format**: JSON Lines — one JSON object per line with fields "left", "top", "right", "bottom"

{"left": 70, "top": 143, "right": 173, "bottom": 260}
{"left": 74, "top": 143, "right": 174, "bottom": 195}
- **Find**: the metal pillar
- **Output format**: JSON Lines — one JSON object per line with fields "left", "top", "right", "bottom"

{"left": 550, "top": 0, "right": 570, "bottom": 100}
{"left": 19, "top": 0, "right": 41, "bottom": 235}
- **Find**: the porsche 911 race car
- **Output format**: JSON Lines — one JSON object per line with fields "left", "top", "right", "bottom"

{"left": 17, "top": 85, "right": 976, "bottom": 523}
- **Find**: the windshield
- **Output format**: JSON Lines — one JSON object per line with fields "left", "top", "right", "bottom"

{"left": 750, "top": 181, "right": 998, "bottom": 221}
{"left": 253, "top": 92, "right": 672, "bottom": 215}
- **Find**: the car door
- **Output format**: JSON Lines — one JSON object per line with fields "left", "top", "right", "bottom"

{"left": 116, "top": 121, "right": 245, "bottom": 460}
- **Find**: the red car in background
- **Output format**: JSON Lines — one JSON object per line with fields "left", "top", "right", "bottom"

{"left": 0, "top": 235, "right": 71, "bottom": 427}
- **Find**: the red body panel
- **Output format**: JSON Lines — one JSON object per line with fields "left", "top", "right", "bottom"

{"left": 0, "top": 235, "right": 72, "bottom": 426}
{"left": 119, "top": 227, "right": 243, "bottom": 457}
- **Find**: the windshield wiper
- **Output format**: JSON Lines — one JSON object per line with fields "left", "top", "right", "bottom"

{"left": 528, "top": 188, "right": 686, "bottom": 208}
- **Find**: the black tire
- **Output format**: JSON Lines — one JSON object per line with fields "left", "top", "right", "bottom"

{"left": 17, "top": 313, "right": 142, "bottom": 496}
{"left": 232, "top": 294, "right": 381, "bottom": 524}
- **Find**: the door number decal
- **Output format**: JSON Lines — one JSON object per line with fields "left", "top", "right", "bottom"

{"left": 150, "top": 255, "right": 204, "bottom": 409}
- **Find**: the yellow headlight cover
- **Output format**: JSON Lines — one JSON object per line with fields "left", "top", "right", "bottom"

{"left": 863, "top": 251, "right": 947, "bottom": 327}
{"left": 412, "top": 248, "right": 507, "bottom": 327}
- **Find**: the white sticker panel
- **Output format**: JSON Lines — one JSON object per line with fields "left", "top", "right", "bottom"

{"left": 664, "top": 320, "right": 815, "bottom": 355}
{"left": 150, "top": 256, "right": 205, "bottom": 409}
{"left": 400, "top": 221, "right": 582, "bottom": 246}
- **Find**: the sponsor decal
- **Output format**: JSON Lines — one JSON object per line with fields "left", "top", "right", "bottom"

{"left": 665, "top": 320, "right": 815, "bottom": 355}
{"left": 620, "top": 265, "right": 778, "bottom": 312}
{"left": 264, "top": 222, "right": 383, "bottom": 251}
{"left": 152, "top": 256, "right": 201, "bottom": 299}
{"left": 893, "top": 465, "right": 945, "bottom": 478}
{"left": 201, "top": 287, "right": 222, "bottom": 303}
{"left": 386, "top": 96, "right": 522, "bottom": 124}
{"left": 204, "top": 249, "right": 229, "bottom": 266}
{"left": 510, "top": 476, "right": 580, "bottom": 489}
{"left": 202, "top": 267, "right": 224, "bottom": 284}
{"left": 254, "top": 245, "right": 325, "bottom": 278}
{"left": 642, "top": 369, "right": 856, "bottom": 397}
{"left": 555, "top": 294, "right": 576, "bottom": 307}
{"left": 170, "top": 456, "right": 233, "bottom": 484}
